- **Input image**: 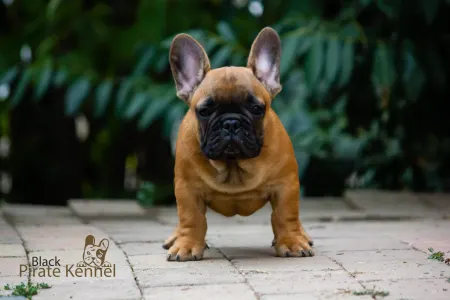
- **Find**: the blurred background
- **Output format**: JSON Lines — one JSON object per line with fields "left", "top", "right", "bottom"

{"left": 1, "top": 0, "right": 450, "bottom": 207}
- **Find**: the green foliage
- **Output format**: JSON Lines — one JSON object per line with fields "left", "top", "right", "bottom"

{"left": 428, "top": 248, "right": 446, "bottom": 262}
{"left": 3, "top": 282, "right": 51, "bottom": 299}
{"left": 137, "top": 181, "right": 174, "bottom": 207}
{"left": 352, "top": 288, "right": 389, "bottom": 298}
{"left": 1, "top": 0, "right": 450, "bottom": 199}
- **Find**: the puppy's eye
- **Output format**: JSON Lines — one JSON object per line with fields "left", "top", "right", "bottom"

{"left": 198, "top": 107, "right": 213, "bottom": 118}
{"left": 251, "top": 105, "right": 264, "bottom": 116}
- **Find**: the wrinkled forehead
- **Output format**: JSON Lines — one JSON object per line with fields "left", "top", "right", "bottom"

{"left": 192, "top": 67, "right": 269, "bottom": 107}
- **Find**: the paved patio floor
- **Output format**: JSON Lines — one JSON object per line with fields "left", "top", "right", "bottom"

{"left": 0, "top": 190, "right": 449, "bottom": 300}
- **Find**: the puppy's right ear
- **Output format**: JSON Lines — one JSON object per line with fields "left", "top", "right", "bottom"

{"left": 169, "top": 34, "right": 210, "bottom": 104}
{"left": 85, "top": 235, "right": 95, "bottom": 247}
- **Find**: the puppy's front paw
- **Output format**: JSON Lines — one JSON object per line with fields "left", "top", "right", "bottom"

{"left": 165, "top": 237, "right": 206, "bottom": 262}
{"left": 274, "top": 235, "right": 315, "bottom": 258}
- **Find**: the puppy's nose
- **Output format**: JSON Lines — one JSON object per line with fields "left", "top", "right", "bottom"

{"left": 222, "top": 119, "right": 241, "bottom": 132}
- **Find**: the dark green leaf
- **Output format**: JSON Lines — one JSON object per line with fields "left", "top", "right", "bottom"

{"left": 280, "top": 36, "right": 299, "bottom": 77}
{"left": 162, "top": 102, "right": 186, "bottom": 138}
{"left": 115, "top": 80, "right": 133, "bottom": 115}
{"left": 340, "top": 23, "right": 360, "bottom": 40}
{"left": 426, "top": 45, "right": 446, "bottom": 89}
{"left": 231, "top": 54, "right": 245, "bottom": 66}
{"left": 94, "top": 80, "right": 113, "bottom": 118}
{"left": 304, "top": 34, "right": 324, "bottom": 87}
{"left": 360, "top": 0, "right": 372, "bottom": 6}
{"left": 338, "top": 6, "right": 357, "bottom": 21}
{"left": 402, "top": 44, "right": 425, "bottom": 101}
{"left": 10, "top": 69, "right": 31, "bottom": 107}
{"left": 296, "top": 37, "right": 312, "bottom": 56}
{"left": 204, "top": 37, "right": 219, "bottom": 53}
{"left": 138, "top": 89, "right": 173, "bottom": 130}
{"left": 376, "top": 0, "right": 395, "bottom": 18}
{"left": 46, "top": 0, "right": 62, "bottom": 20}
{"left": 423, "top": 0, "right": 440, "bottom": 24}
{"left": 124, "top": 93, "right": 148, "bottom": 119}
{"left": 372, "top": 43, "right": 396, "bottom": 88}
{"left": 53, "top": 70, "right": 67, "bottom": 87}
{"left": 211, "top": 46, "right": 232, "bottom": 68}
{"left": 34, "top": 61, "right": 53, "bottom": 102}
{"left": 325, "top": 38, "right": 340, "bottom": 83}
{"left": 217, "top": 22, "right": 235, "bottom": 42}
{"left": 133, "top": 47, "right": 154, "bottom": 76}
{"left": 65, "top": 78, "right": 91, "bottom": 116}
{"left": 154, "top": 52, "right": 169, "bottom": 73}
{"left": 406, "top": 68, "right": 425, "bottom": 101}
{"left": 0, "top": 66, "right": 19, "bottom": 85}
{"left": 338, "top": 41, "right": 354, "bottom": 87}
{"left": 333, "top": 134, "right": 366, "bottom": 160}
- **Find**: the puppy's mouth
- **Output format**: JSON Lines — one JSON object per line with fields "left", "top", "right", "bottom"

{"left": 200, "top": 115, "right": 262, "bottom": 160}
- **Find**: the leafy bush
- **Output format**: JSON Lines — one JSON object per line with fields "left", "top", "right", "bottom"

{"left": 1, "top": 0, "right": 450, "bottom": 203}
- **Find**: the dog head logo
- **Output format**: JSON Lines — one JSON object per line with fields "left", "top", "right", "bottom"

{"left": 77, "top": 235, "right": 111, "bottom": 268}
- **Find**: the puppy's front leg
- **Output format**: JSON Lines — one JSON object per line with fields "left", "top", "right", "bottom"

{"left": 271, "top": 180, "right": 314, "bottom": 257}
{"left": 163, "top": 188, "right": 207, "bottom": 262}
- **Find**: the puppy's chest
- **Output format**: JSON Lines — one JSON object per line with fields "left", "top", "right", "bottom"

{"left": 205, "top": 189, "right": 271, "bottom": 217}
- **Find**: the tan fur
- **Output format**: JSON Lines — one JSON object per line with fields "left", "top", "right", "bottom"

{"left": 164, "top": 28, "right": 313, "bottom": 261}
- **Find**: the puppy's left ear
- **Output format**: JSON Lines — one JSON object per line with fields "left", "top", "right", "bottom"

{"left": 169, "top": 34, "right": 211, "bottom": 103}
{"left": 247, "top": 27, "right": 282, "bottom": 97}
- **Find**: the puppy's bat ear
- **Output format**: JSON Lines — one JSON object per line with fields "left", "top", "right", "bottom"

{"left": 85, "top": 235, "right": 95, "bottom": 247}
{"left": 169, "top": 34, "right": 210, "bottom": 104}
{"left": 247, "top": 27, "right": 282, "bottom": 97}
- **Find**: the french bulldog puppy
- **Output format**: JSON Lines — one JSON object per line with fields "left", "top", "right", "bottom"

{"left": 163, "top": 27, "right": 314, "bottom": 261}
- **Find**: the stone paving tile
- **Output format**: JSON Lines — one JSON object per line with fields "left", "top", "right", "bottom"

{"left": 206, "top": 230, "right": 273, "bottom": 244}
{"left": 120, "top": 242, "right": 168, "bottom": 256}
{"left": 0, "top": 221, "right": 22, "bottom": 244}
{"left": 212, "top": 246, "right": 276, "bottom": 260}
{"left": 206, "top": 225, "right": 274, "bottom": 240}
{"left": 232, "top": 256, "right": 340, "bottom": 272}
{"left": 9, "top": 216, "right": 82, "bottom": 226}
{"left": 0, "top": 257, "right": 27, "bottom": 277}
{"left": 341, "top": 257, "right": 448, "bottom": 281}
{"left": 128, "top": 248, "right": 226, "bottom": 270}
{"left": 419, "top": 193, "right": 450, "bottom": 213}
{"left": 361, "top": 278, "right": 450, "bottom": 300}
{"left": 260, "top": 292, "right": 373, "bottom": 300}
{"left": 32, "top": 279, "right": 141, "bottom": 300}
{"left": 0, "top": 244, "right": 26, "bottom": 257}
{"left": 327, "top": 249, "right": 427, "bottom": 262}
{"left": 245, "top": 270, "right": 362, "bottom": 295}
{"left": 69, "top": 199, "right": 147, "bottom": 218}
{"left": 143, "top": 283, "right": 257, "bottom": 300}
{"left": 134, "top": 266, "right": 244, "bottom": 288}
{"left": 16, "top": 224, "right": 108, "bottom": 251}
{"left": 2, "top": 204, "right": 73, "bottom": 217}
{"left": 314, "top": 237, "right": 412, "bottom": 252}
{"left": 345, "top": 189, "right": 440, "bottom": 217}
{"left": 2, "top": 203, "right": 81, "bottom": 226}
{"left": 91, "top": 220, "right": 171, "bottom": 244}
{"left": 129, "top": 248, "right": 242, "bottom": 289}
